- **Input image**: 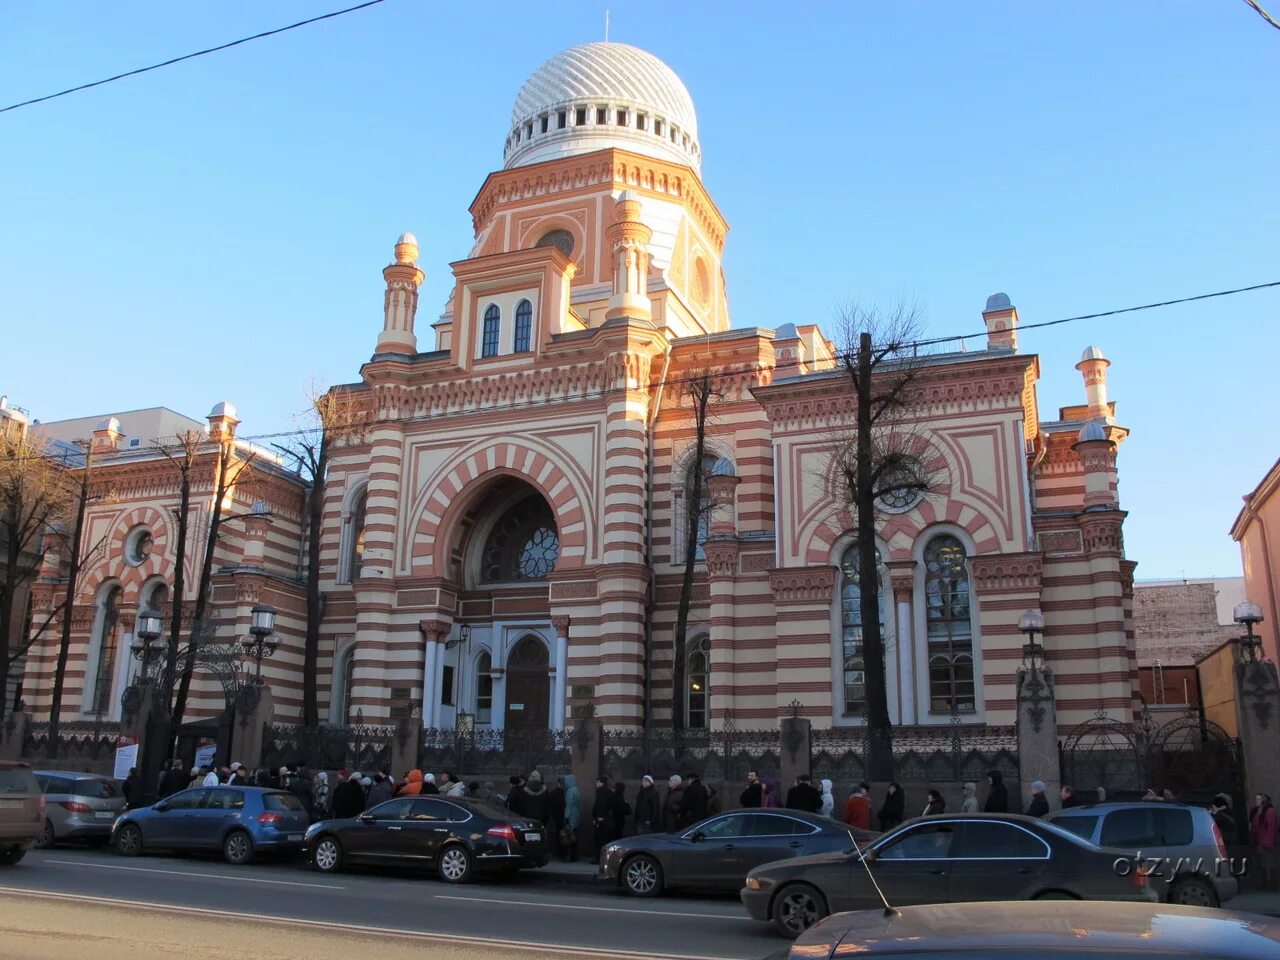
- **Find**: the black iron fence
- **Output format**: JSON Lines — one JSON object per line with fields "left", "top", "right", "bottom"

{"left": 22, "top": 719, "right": 122, "bottom": 765}
{"left": 418, "top": 726, "right": 574, "bottom": 778}
{"left": 261, "top": 722, "right": 395, "bottom": 773}
{"left": 601, "top": 726, "right": 782, "bottom": 783}
{"left": 811, "top": 722, "right": 1020, "bottom": 785}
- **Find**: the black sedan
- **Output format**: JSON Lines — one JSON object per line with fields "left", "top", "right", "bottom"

{"left": 786, "top": 901, "right": 1280, "bottom": 960}
{"left": 599, "top": 809, "right": 879, "bottom": 897}
{"left": 743, "top": 813, "right": 1159, "bottom": 937}
{"left": 306, "top": 795, "right": 549, "bottom": 883}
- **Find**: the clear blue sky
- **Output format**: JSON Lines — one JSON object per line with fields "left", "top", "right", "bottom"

{"left": 2, "top": 2, "right": 1276, "bottom": 579}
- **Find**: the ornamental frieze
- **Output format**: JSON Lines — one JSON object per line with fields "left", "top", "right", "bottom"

{"left": 769, "top": 565, "right": 836, "bottom": 604}
{"left": 550, "top": 579, "right": 597, "bottom": 600}
{"left": 1037, "top": 530, "right": 1083, "bottom": 556}
{"left": 969, "top": 552, "right": 1043, "bottom": 593}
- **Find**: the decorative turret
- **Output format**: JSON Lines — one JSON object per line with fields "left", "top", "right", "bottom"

{"left": 771, "top": 323, "right": 808, "bottom": 379}
{"left": 605, "top": 192, "right": 653, "bottom": 322}
{"left": 239, "top": 500, "right": 273, "bottom": 568}
{"left": 1074, "top": 418, "right": 1119, "bottom": 511}
{"left": 706, "top": 458, "right": 740, "bottom": 538}
{"left": 207, "top": 401, "right": 239, "bottom": 441}
{"left": 377, "top": 232, "right": 425, "bottom": 355}
{"left": 1075, "top": 346, "right": 1113, "bottom": 422}
{"left": 983, "top": 292, "right": 1019, "bottom": 352}
{"left": 91, "top": 416, "right": 122, "bottom": 453}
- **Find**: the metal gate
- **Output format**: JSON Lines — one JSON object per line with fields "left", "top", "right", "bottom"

{"left": 1060, "top": 712, "right": 1146, "bottom": 801}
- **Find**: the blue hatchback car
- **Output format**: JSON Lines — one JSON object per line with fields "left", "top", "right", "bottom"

{"left": 112, "top": 785, "right": 309, "bottom": 865}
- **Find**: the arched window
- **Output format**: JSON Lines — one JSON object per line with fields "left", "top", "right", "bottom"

{"left": 475, "top": 651, "right": 493, "bottom": 724}
{"left": 332, "top": 646, "right": 355, "bottom": 723}
{"left": 839, "top": 544, "right": 885, "bottom": 718}
{"left": 480, "top": 494, "right": 559, "bottom": 582}
{"left": 687, "top": 635, "right": 710, "bottom": 730}
{"left": 346, "top": 488, "right": 368, "bottom": 582}
{"left": 514, "top": 299, "right": 533, "bottom": 353}
{"left": 142, "top": 580, "right": 169, "bottom": 616}
{"left": 89, "top": 584, "right": 123, "bottom": 714}
{"left": 924, "top": 534, "right": 975, "bottom": 714}
{"left": 535, "top": 228, "right": 575, "bottom": 258}
{"left": 481, "top": 304, "right": 501, "bottom": 358}
{"left": 676, "top": 452, "right": 719, "bottom": 563}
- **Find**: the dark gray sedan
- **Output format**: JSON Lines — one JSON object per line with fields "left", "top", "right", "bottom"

{"left": 786, "top": 901, "right": 1280, "bottom": 959}
{"left": 743, "top": 813, "right": 1159, "bottom": 937}
{"left": 599, "top": 809, "right": 879, "bottom": 897}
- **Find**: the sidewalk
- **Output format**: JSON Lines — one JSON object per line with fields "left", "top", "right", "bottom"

{"left": 536, "top": 860, "right": 600, "bottom": 885}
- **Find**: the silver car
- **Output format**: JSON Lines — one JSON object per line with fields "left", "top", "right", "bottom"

{"left": 1046, "top": 801, "right": 1238, "bottom": 907}
{"left": 34, "top": 771, "right": 126, "bottom": 847}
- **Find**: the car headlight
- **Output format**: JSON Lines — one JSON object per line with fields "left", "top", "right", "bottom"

{"left": 745, "top": 876, "right": 762, "bottom": 890}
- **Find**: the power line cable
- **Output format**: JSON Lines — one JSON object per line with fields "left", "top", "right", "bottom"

{"left": 0, "top": 0, "right": 390, "bottom": 115}
{"left": 1242, "top": 0, "right": 1280, "bottom": 31}
{"left": 5, "top": 278, "right": 1278, "bottom": 466}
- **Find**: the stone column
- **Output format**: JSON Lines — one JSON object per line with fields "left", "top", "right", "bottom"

{"left": 232, "top": 684, "right": 274, "bottom": 773}
{"left": 0, "top": 710, "right": 28, "bottom": 761}
{"left": 419, "top": 624, "right": 448, "bottom": 729}
{"left": 705, "top": 540, "right": 739, "bottom": 726}
{"left": 238, "top": 502, "right": 272, "bottom": 569}
{"left": 887, "top": 561, "right": 917, "bottom": 724}
{"left": 393, "top": 710, "right": 422, "bottom": 779}
{"left": 1016, "top": 663, "right": 1060, "bottom": 811}
{"left": 770, "top": 566, "right": 837, "bottom": 720}
{"left": 780, "top": 710, "right": 812, "bottom": 792}
{"left": 1235, "top": 654, "right": 1280, "bottom": 805}
{"left": 551, "top": 616, "right": 570, "bottom": 732}
{"left": 570, "top": 718, "right": 603, "bottom": 829}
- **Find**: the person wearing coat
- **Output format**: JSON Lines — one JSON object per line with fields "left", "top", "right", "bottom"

{"left": 785, "top": 774, "right": 823, "bottom": 814}
{"left": 1025, "top": 780, "right": 1050, "bottom": 818}
{"left": 312, "top": 772, "right": 331, "bottom": 820}
{"left": 332, "top": 772, "right": 367, "bottom": 819}
{"left": 396, "top": 769, "right": 425, "bottom": 796}
{"left": 961, "top": 782, "right": 979, "bottom": 813}
{"left": 1251, "top": 793, "right": 1278, "bottom": 890}
{"left": 842, "top": 783, "right": 871, "bottom": 828}
{"left": 878, "top": 782, "right": 905, "bottom": 831}
{"left": 122, "top": 768, "right": 142, "bottom": 809}
{"left": 561, "top": 774, "right": 582, "bottom": 861}
{"left": 591, "top": 776, "right": 614, "bottom": 862}
{"left": 633, "top": 775, "right": 661, "bottom": 834}
{"left": 662, "top": 776, "right": 685, "bottom": 831}
{"left": 521, "top": 770, "right": 554, "bottom": 826}
{"left": 983, "top": 769, "right": 1009, "bottom": 813}
{"left": 365, "top": 772, "right": 394, "bottom": 809}
{"left": 923, "top": 789, "right": 946, "bottom": 816}
{"left": 612, "top": 782, "right": 631, "bottom": 839}
{"left": 158, "top": 759, "right": 187, "bottom": 799}
{"left": 819, "top": 779, "right": 835, "bottom": 818}
{"left": 679, "top": 773, "right": 710, "bottom": 826}
{"left": 740, "top": 771, "right": 763, "bottom": 809}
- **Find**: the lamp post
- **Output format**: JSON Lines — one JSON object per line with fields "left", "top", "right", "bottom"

{"left": 1234, "top": 600, "right": 1265, "bottom": 663}
{"left": 1018, "top": 609, "right": 1046, "bottom": 669}
{"left": 130, "top": 609, "right": 166, "bottom": 683}
{"left": 446, "top": 624, "right": 471, "bottom": 723}
{"left": 240, "top": 604, "right": 278, "bottom": 682}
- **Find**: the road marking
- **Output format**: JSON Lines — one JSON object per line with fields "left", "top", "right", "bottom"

{"left": 42, "top": 858, "right": 344, "bottom": 890}
{"left": 0, "top": 888, "right": 749, "bottom": 960}
{"left": 434, "top": 893, "right": 751, "bottom": 921}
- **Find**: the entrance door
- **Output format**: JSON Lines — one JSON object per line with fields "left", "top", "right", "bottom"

{"left": 504, "top": 635, "right": 550, "bottom": 730}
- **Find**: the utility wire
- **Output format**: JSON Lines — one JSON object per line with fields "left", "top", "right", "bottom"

{"left": 4, "top": 278, "right": 1278, "bottom": 466}
{"left": 0, "top": 0, "right": 389, "bottom": 115}
{"left": 1242, "top": 0, "right": 1280, "bottom": 31}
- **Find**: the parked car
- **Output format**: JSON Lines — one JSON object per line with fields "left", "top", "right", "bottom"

{"left": 1046, "top": 801, "right": 1237, "bottom": 907}
{"left": 0, "top": 761, "right": 43, "bottom": 865}
{"left": 786, "top": 900, "right": 1280, "bottom": 960}
{"left": 112, "top": 785, "right": 309, "bottom": 864}
{"left": 306, "top": 795, "right": 549, "bottom": 883}
{"left": 743, "top": 813, "right": 1158, "bottom": 937}
{"left": 34, "top": 770, "right": 126, "bottom": 848}
{"left": 599, "top": 809, "right": 880, "bottom": 897}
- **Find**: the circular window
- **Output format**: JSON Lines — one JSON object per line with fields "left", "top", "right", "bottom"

{"left": 535, "top": 228, "right": 575, "bottom": 259}
{"left": 125, "top": 527, "right": 154, "bottom": 566}
{"left": 876, "top": 462, "right": 925, "bottom": 513}
{"left": 481, "top": 495, "right": 560, "bottom": 582}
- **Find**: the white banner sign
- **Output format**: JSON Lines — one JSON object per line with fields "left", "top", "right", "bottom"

{"left": 113, "top": 738, "right": 139, "bottom": 781}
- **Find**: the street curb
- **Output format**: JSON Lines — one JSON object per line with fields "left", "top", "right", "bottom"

{"left": 536, "top": 867, "right": 601, "bottom": 886}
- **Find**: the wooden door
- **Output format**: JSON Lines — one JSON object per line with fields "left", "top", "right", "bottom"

{"left": 504, "top": 635, "right": 550, "bottom": 730}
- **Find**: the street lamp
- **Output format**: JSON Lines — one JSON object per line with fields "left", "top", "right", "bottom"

{"left": 130, "top": 609, "right": 166, "bottom": 682}
{"left": 446, "top": 624, "right": 472, "bottom": 721}
{"left": 240, "top": 603, "right": 278, "bottom": 682}
{"left": 1018, "top": 608, "right": 1046, "bottom": 669}
{"left": 1234, "top": 600, "right": 1265, "bottom": 663}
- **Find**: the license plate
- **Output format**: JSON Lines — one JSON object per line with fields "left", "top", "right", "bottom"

{"left": 524, "top": 832, "right": 541, "bottom": 842}
{"left": 287, "top": 834, "right": 302, "bottom": 842}
{"left": 0, "top": 799, "right": 21, "bottom": 809}
{"left": 94, "top": 811, "right": 115, "bottom": 820}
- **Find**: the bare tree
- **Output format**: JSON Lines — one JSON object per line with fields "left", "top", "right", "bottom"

{"left": 671, "top": 365, "right": 727, "bottom": 733}
{"left": 170, "top": 434, "right": 254, "bottom": 730}
{"left": 0, "top": 426, "right": 74, "bottom": 712}
{"left": 153, "top": 430, "right": 203, "bottom": 700}
{"left": 274, "top": 385, "right": 363, "bottom": 728}
{"left": 827, "top": 303, "right": 935, "bottom": 782}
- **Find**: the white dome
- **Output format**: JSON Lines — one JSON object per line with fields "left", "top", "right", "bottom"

{"left": 504, "top": 42, "right": 701, "bottom": 172}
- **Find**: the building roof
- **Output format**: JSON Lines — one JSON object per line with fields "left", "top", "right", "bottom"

{"left": 504, "top": 42, "right": 700, "bottom": 171}
{"left": 1231, "top": 456, "right": 1280, "bottom": 541}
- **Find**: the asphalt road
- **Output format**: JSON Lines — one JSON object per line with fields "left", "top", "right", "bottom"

{"left": 0, "top": 848, "right": 788, "bottom": 960}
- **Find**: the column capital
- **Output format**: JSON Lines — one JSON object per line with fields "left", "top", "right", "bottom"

{"left": 418, "top": 620, "right": 450, "bottom": 644}
{"left": 551, "top": 615, "right": 571, "bottom": 638}
{"left": 704, "top": 539, "right": 739, "bottom": 579}
{"left": 886, "top": 559, "right": 916, "bottom": 602}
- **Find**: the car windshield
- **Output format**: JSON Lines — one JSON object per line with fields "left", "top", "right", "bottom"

{"left": 264, "top": 792, "right": 304, "bottom": 812}
{"left": 0, "top": 769, "right": 35, "bottom": 794}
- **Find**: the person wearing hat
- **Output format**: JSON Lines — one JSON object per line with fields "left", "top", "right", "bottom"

{"left": 1026, "top": 780, "right": 1050, "bottom": 817}
{"left": 634, "top": 775, "right": 660, "bottom": 834}
{"left": 226, "top": 762, "right": 247, "bottom": 787}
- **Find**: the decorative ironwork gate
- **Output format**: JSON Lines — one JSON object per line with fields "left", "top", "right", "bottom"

{"left": 1059, "top": 712, "right": 1146, "bottom": 800}
{"left": 261, "top": 722, "right": 394, "bottom": 772}
{"left": 1146, "top": 713, "right": 1241, "bottom": 804}
{"left": 418, "top": 726, "right": 573, "bottom": 778}
{"left": 811, "top": 721, "right": 1019, "bottom": 785}
{"left": 600, "top": 725, "right": 781, "bottom": 783}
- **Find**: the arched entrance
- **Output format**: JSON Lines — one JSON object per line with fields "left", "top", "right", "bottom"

{"left": 505, "top": 635, "right": 550, "bottom": 731}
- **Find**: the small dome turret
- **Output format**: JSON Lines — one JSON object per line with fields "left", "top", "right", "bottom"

{"left": 984, "top": 292, "right": 1012, "bottom": 312}
{"left": 1077, "top": 419, "right": 1109, "bottom": 443}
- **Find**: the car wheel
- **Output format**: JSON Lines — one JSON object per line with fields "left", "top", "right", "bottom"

{"left": 1170, "top": 877, "right": 1219, "bottom": 908}
{"left": 312, "top": 836, "right": 343, "bottom": 874}
{"left": 115, "top": 824, "right": 143, "bottom": 857}
{"left": 222, "top": 830, "right": 254, "bottom": 866}
{"left": 36, "top": 819, "right": 55, "bottom": 849}
{"left": 0, "top": 846, "right": 26, "bottom": 866}
{"left": 437, "top": 844, "right": 473, "bottom": 884}
{"left": 621, "top": 854, "right": 663, "bottom": 897}
{"left": 773, "top": 883, "right": 828, "bottom": 938}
